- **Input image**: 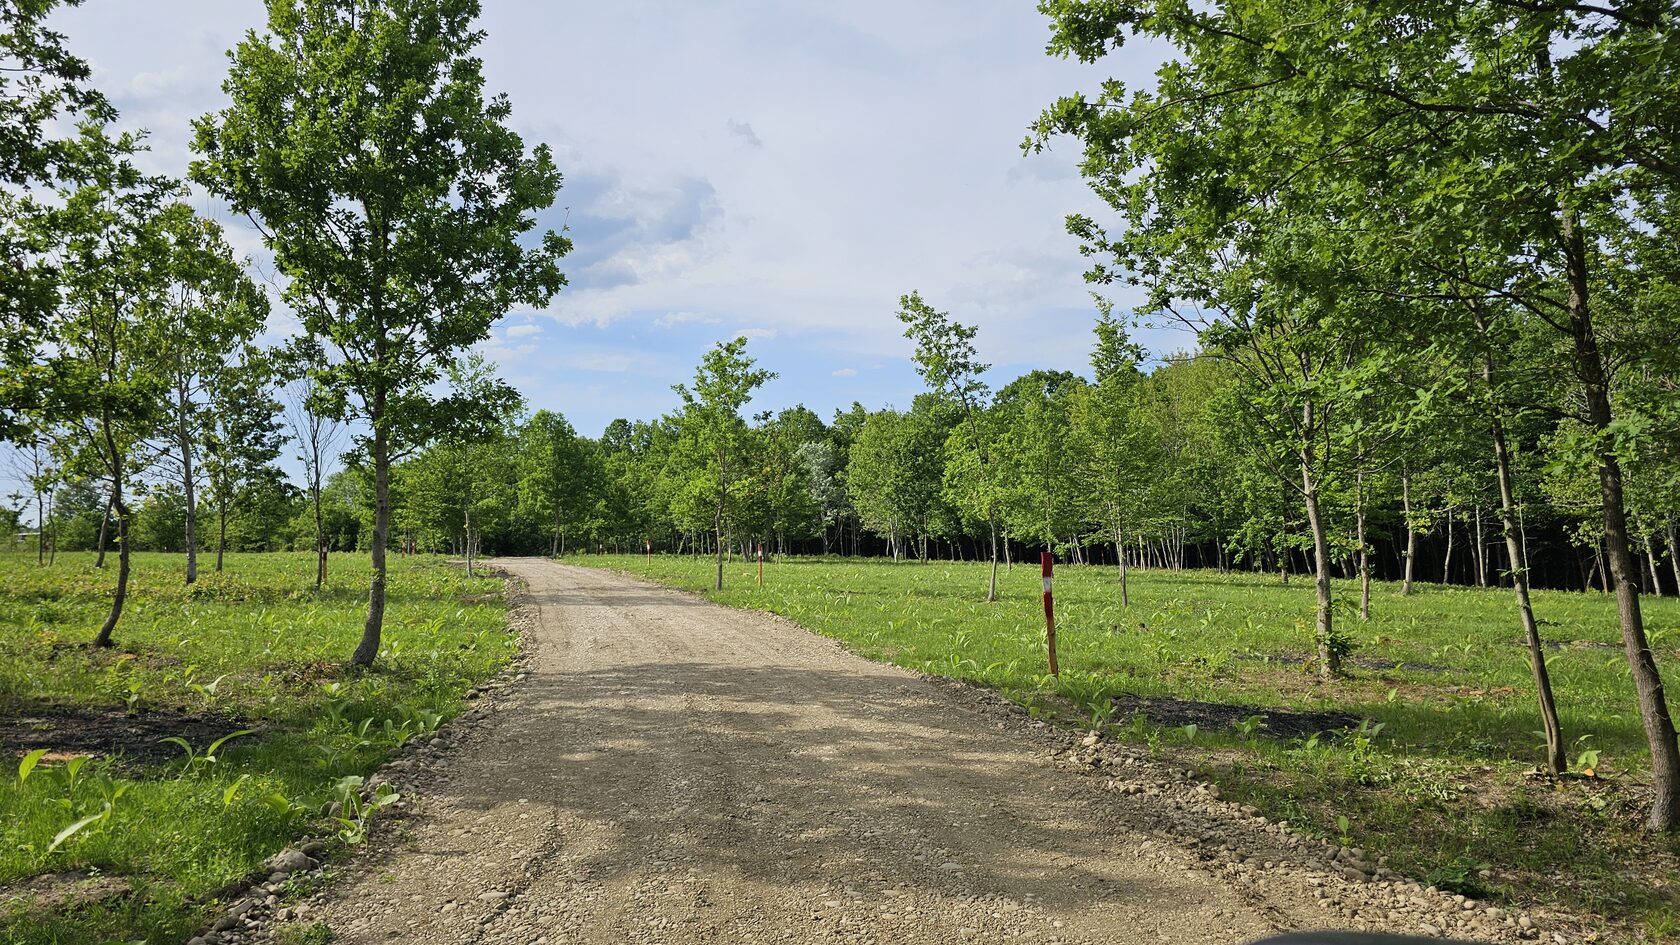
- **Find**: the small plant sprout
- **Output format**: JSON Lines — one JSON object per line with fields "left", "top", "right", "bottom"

{"left": 1180, "top": 723, "right": 1198, "bottom": 743}
{"left": 160, "top": 729, "right": 255, "bottom": 778}
{"left": 18, "top": 748, "right": 50, "bottom": 784}
{"left": 46, "top": 805, "right": 114, "bottom": 855}
{"left": 1335, "top": 814, "right": 1353, "bottom": 846}
{"left": 1234, "top": 715, "right": 1267, "bottom": 738}
{"left": 329, "top": 775, "right": 402, "bottom": 845}
{"left": 223, "top": 773, "right": 252, "bottom": 808}
{"left": 1571, "top": 735, "right": 1601, "bottom": 778}
{"left": 187, "top": 673, "right": 230, "bottom": 705}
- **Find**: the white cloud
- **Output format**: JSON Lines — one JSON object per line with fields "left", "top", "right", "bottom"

{"left": 832, "top": 367, "right": 858, "bottom": 377}
{"left": 726, "top": 118, "right": 763, "bottom": 148}
{"left": 734, "top": 327, "right": 778, "bottom": 342}
{"left": 653, "top": 310, "right": 720, "bottom": 329}
{"left": 43, "top": 0, "right": 1169, "bottom": 435}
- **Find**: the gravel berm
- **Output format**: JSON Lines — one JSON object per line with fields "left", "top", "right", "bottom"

{"left": 256, "top": 558, "right": 1577, "bottom": 945}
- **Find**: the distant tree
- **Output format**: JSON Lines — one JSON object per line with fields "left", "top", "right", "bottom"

{"left": 847, "top": 407, "right": 947, "bottom": 562}
{"left": 202, "top": 354, "right": 286, "bottom": 573}
{"left": 147, "top": 204, "right": 268, "bottom": 584}
{"left": 996, "top": 375, "right": 1085, "bottom": 556}
{"left": 797, "top": 440, "right": 851, "bottom": 556}
{"left": 282, "top": 341, "right": 346, "bottom": 590}
{"left": 671, "top": 338, "right": 774, "bottom": 589}
{"left": 898, "top": 292, "right": 1002, "bottom": 598}
{"left": 193, "top": 0, "right": 570, "bottom": 667}
{"left": 1068, "top": 307, "right": 1157, "bottom": 605}
{"left": 517, "top": 410, "right": 590, "bottom": 557}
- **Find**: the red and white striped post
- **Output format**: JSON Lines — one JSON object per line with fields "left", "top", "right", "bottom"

{"left": 757, "top": 542, "right": 765, "bottom": 587}
{"left": 1041, "top": 551, "right": 1060, "bottom": 676}
{"left": 645, "top": 539, "right": 652, "bottom": 559}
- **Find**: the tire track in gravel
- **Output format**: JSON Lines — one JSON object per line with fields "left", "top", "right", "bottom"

{"left": 291, "top": 559, "right": 1537, "bottom": 945}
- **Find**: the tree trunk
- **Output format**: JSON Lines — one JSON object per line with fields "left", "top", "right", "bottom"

{"left": 178, "top": 388, "right": 199, "bottom": 585}
{"left": 1669, "top": 523, "right": 1680, "bottom": 595}
{"left": 93, "top": 485, "right": 128, "bottom": 649}
{"left": 1646, "top": 538, "right": 1663, "bottom": 597}
{"left": 1441, "top": 510, "right": 1455, "bottom": 584}
{"left": 351, "top": 419, "right": 389, "bottom": 668}
{"left": 1560, "top": 206, "right": 1680, "bottom": 832}
{"left": 216, "top": 497, "right": 228, "bottom": 572}
{"left": 95, "top": 490, "right": 112, "bottom": 569}
{"left": 1474, "top": 505, "right": 1487, "bottom": 587}
{"left": 1115, "top": 524, "right": 1129, "bottom": 608}
{"left": 1474, "top": 306, "right": 1565, "bottom": 775}
{"left": 1401, "top": 467, "right": 1416, "bottom": 595}
{"left": 713, "top": 496, "right": 725, "bottom": 591}
{"left": 1301, "top": 451, "right": 1338, "bottom": 679}
{"left": 987, "top": 517, "right": 999, "bottom": 602}
{"left": 313, "top": 467, "right": 327, "bottom": 591}
{"left": 1357, "top": 468, "right": 1371, "bottom": 621}
{"left": 464, "top": 508, "right": 475, "bottom": 578}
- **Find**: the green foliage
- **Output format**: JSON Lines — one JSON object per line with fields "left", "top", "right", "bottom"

{"left": 0, "top": 552, "right": 511, "bottom": 944}
{"left": 191, "top": 0, "right": 568, "bottom": 664}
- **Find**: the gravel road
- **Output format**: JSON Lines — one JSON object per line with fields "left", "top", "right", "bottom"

{"left": 288, "top": 559, "right": 1550, "bottom": 945}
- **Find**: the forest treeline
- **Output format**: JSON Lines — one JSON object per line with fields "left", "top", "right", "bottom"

{"left": 4, "top": 1, "right": 1680, "bottom": 830}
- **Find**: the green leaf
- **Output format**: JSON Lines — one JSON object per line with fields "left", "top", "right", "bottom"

{"left": 46, "top": 805, "right": 110, "bottom": 854}
{"left": 18, "top": 748, "right": 49, "bottom": 784}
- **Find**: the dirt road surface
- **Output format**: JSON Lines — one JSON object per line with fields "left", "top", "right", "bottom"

{"left": 296, "top": 559, "right": 1513, "bottom": 945}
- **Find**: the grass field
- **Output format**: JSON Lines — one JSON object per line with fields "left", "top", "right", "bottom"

{"left": 0, "top": 551, "right": 513, "bottom": 945}
{"left": 579, "top": 552, "right": 1680, "bottom": 939}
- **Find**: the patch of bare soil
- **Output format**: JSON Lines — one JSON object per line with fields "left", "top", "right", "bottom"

{"left": 0, "top": 871, "right": 133, "bottom": 916}
{"left": 0, "top": 701, "right": 258, "bottom": 765}
{"left": 1110, "top": 692, "right": 1365, "bottom": 739}
{"left": 1240, "top": 652, "right": 1455, "bottom": 674}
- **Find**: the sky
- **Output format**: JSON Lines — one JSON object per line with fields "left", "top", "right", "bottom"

{"left": 33, "top": 1, "right": 1187, "bottom": 439}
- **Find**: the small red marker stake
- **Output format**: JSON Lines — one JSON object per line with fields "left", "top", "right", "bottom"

{"left": 1041, "top": 551, "right": 1059, "bottom": 676}
{"left": 645, "top": 539, "right": 651, "bottom": 559}
{"left": 757, "top": 542, "right": 765, "bottom": 587}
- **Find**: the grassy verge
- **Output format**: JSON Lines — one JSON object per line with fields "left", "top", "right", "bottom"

{"left": 0, "top": 551, "right": 514, "bottom": 945}
{"left": 577, "top": 553, "right": 1680, "bottom": 941}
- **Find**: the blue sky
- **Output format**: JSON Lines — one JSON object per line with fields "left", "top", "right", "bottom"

{"left": 44, "top": 0, "right": 1186, "bottom": 438}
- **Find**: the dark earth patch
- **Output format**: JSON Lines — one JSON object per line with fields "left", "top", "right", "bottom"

{"left": 1239, "top": 652, "right": 1454, "bottom": 673}
{"left": 1110, "top": 693, "right": 1365, "bottom": 740}
{"left": 0, "top": 871, "right": 134, "bottom": 916}
{"left": 0, "top": 701, "right": 259, "bottom": 765}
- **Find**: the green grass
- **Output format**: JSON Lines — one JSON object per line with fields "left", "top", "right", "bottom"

{"left": 0, "top": 551, "right": 513, "bottom": 945}
{"left": 579, "top": 552, "right": 1680, "bottom": 939}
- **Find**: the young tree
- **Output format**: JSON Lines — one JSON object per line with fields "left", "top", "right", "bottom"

{"left": 1068, "top": 308, "right": 1158, "bottom": 605}
{"left": 193, "top": 0, "right": 570, "bottom": 667}
{"left": 29, "top": 126, "right": 176, "bottom": 646}
{"left": 898, "top": 292, "right": 1002, "bottom": 599}
{"left": 0, "top": 0, "right": 116, "bottom": 443}
{"left": 148, "top": 204, "right": 268, "bottom": 584}
{"left": 671, "top": 337, "right": 774, "bottom": 590}
{"left": 283, "top": 345, "right": 346, "bottom": 590}
{"left": 517, "top": 410, "right": 590, "bottom": 557}
{"left": 202, "top": 354, "right": 286, "bottom": 573}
